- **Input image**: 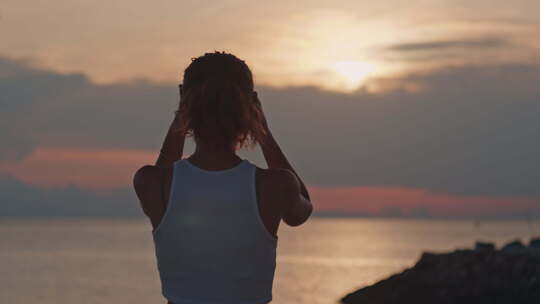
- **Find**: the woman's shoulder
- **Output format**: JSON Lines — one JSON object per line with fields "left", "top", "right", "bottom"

{"left": 256, "top": 167, "right": 297, "bottom": 185}
{"left": 133, "top": 164, "right": 174, "bottom": 228}
{"left": 133, "top": 164, "right": 175, "bottom": 194}
{"left": 255, "top": 167, "right": 300, "bottom": 203}
{"left": 133, "top": 165, "right": 162, "bottom": 188}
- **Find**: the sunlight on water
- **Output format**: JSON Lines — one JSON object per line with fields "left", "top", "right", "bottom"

{"left": 1, "top": 217, "right": 539, "bottom": 304}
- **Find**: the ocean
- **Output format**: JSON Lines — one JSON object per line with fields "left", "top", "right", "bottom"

{"left": 2, "top": 217, "right": 539, "bottom": 304}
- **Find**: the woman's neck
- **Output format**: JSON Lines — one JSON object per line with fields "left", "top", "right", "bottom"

{"left": 187, "top": 143, "right": 242, "bottom": 170}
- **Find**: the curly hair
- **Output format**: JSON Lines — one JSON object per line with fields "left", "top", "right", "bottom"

{"left": 175, "top": 51, "right": 267, "bottom": 150}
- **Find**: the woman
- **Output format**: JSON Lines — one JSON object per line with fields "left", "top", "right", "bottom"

{"left": 133, "top": 51, "right": 313, "bottom": 304}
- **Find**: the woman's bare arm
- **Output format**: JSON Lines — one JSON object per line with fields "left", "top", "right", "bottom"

{"left": 155, "top": 116, "right": 186, "bottom": 168}
{"left": 134, "top": 85, "right": 185, "bottom": 227}
{"left": 259, "top": 131, "right": 310, "bottom": 201}
{"left": 155, "top": 85, "right": 186, "bottom": 168}
{"left": 254, "top": 92, "right": 313, "bottom": 225}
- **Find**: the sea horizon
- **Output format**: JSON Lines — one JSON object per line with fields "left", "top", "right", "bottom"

{"left": 3, "top": 217, "right": 540, "bottom": 304}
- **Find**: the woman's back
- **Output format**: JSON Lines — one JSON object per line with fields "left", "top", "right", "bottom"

{"left": 153, "top": 158, "right": 277, "bottom": 304}
{"left": 133, "top": 51, "right": 312, "bottom": 304}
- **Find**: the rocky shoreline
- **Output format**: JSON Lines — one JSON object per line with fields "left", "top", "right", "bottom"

{"left": 342, "top": 238, "right": 540, "bottom": 304}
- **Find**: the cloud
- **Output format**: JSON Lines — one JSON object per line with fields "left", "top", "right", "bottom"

{"left": 1, "top": 56, "right": 540, "bottom": 199}
{"left": 0, "top": 56, "right": 178, "bottom": 161}
{"left": 0, "top": 146, "right": 155, "bottom": 190}
{"left": 262, "top": 65, "right": 540, "bottom": 197}
{"left": 0, "top": 174, "right": 140, "bottom": 218}
{"left": 1, "top": 173, "right": 539, "bottom": 219}
{"left": 386, "top": 37, "right": 510, "bottom": 52}
{"left": 375, "top": 36, "right": 527, "bottom": 65}
{"left": 309, "top": 186, "right": 540, "bottom": 219}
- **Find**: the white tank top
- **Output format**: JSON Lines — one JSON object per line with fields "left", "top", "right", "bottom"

{"left": 152, "top": 158, "right": 278, "bottom": 304}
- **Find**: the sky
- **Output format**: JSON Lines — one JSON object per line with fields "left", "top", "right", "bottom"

{"left": 1, "top": 0, "right": 539, "bottom": 218}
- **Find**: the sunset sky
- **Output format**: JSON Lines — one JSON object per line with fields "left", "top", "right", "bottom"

{"left": 1, "top": 0, "right": 539, "bottom": 218}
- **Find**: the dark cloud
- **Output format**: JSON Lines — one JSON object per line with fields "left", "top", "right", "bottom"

{"left": 2, "top": 173, "right": 537, "bottom": 219}
{"left": 1, "top": 57, "right": 539, "bottom": 198}
{"left": 0, "top": 174, "right": 140, "bottom": 218}
{"left": 379, "top": 206, "right": 405, "bottom": 217}
{"left": 377, "top": 205, "right": 430, "bottom": 218}
{"left": 261, "top": 64, "right": 540, "bottom": 197}
{"left": 386, "top": 37, "right": 510, "bottom": 52}
{"left": 0, "top": 57, "right": 178, "bottom": 160}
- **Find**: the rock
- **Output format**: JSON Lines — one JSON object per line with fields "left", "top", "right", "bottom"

{"left": 415, "top": 252, "right": 438, "bottom": 268}
{"left": 530, "top": 238, "right": 540, "bottom": 248}
{"left": 475, "top": 241, "right": 495, "bottom": 251}
{"left": 341, "top": 240, "right": 540, "bottom": 304}
{"left": 502, "top": 240, "right": 525, "bottom": 252}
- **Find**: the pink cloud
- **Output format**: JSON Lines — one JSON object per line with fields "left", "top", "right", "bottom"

{"left": 0, "top": 146, "right": 155, "bottom": 192}
{"left": 309, "top": 186, "right": 540, "bottom": 217}
{"left": 1, "top": 146, "right": 538, "bottom": 217}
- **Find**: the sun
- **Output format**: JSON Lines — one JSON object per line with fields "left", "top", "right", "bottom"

{"left": 332, "top": 61, "right": 375, "bottom": 91}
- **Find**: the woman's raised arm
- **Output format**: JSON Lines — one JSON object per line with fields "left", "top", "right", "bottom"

{"left": 253, "top": 91, "right": 313, "bottom": 226}
{"left": 254, "top": 91, "right": 311, "bottom": 202}
{"left": 155, "top": 84, "right": 186, "bottom": 168}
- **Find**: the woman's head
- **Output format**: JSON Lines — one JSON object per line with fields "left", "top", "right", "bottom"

{"left": 176, "top": 51, "right": 266, "bottom": 151}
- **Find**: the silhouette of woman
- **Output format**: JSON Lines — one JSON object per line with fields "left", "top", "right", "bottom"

{"left": 133, "top": 51, "right": 313, "bottom": 304}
